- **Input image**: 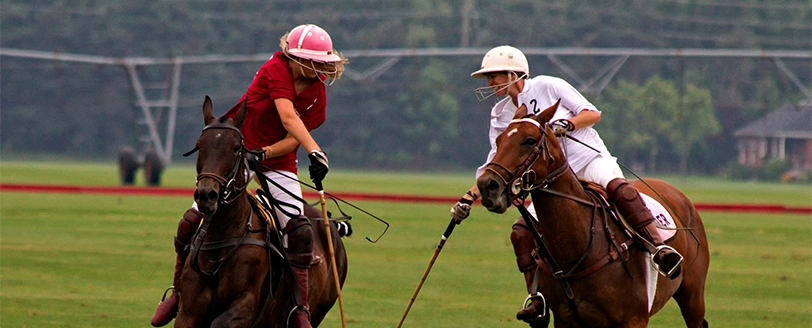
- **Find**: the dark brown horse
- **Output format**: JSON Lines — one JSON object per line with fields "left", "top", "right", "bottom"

{"left": 175, "top": 96, "right": 347, "bottom": 327}
{"left": 476, "top": 102, "right": 709, "bottom": 327}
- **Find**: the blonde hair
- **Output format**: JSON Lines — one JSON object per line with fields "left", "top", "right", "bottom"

{"left": 279, "top": 33, "right": 348, "bottom": 80}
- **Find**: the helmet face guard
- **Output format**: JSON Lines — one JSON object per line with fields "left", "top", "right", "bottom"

{"left": 473, "top": 72, "right": 527, "bottom": 101}
{"left": 285, "top": 54, "right": 340, "bottom": 85}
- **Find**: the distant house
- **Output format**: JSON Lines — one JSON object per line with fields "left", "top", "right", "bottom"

{"left": 734, "top": 102, "right": 812, "bottom": 169}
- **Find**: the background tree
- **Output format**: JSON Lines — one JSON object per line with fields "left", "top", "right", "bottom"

{"left": 1, "top": 0, "right": 808, "bottom": 174}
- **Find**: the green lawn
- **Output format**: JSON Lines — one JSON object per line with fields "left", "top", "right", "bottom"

{"left": 1, "top": 161, "right": 810, "bottom": 327}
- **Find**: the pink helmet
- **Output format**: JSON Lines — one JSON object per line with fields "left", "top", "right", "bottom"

{"left": 286, "top": 24, "right": 341, "bottom": 63}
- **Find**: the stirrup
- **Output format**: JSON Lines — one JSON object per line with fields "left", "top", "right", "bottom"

{"left": 159, "top": 286, "right": 175, "bottom": 303}
{"left": 651, "top": 245, "right": 684, "bottom": 278}
{"left": 286, "top": 305, "right": 311, "bottom": 327}
{"left": 520, "top": 292, "right": 548, "bottom": 319}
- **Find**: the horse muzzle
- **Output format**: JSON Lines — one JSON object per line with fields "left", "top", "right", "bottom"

{"left": 194, "top": 183, "right": 220, "bottom": 215}
{"left": 476, "top": 173, "right": 510, "bottom": 214}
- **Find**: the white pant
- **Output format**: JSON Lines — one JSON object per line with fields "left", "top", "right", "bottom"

{"left": 575, "top": 154, "right": 624, "bottom": 188}
{"left": 254, "top": 169, "right": 304, "bottom": 230}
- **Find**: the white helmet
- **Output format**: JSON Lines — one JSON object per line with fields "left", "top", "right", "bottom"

{"left": 470, "top": 45, "right": 529, "bottom": 79}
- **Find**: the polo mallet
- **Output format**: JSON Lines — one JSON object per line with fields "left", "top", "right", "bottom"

{"left": 315, "top": 180, "right": 347, "bottom": 328}
{"left": 397, "top": 219, "right": 459, "bottom": 328}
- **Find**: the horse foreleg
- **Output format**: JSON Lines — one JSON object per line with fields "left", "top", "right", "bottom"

{"left": 209, "top": 294, "right": 260, "bottom": 328}
{"left": 175, "top": 304, "right": 205, "bottom": 328}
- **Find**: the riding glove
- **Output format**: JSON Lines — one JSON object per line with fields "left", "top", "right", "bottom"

{"left": 551, "top": 119, "right": 574, "bottom": 137}
{"left": 450, "top": 197, "right": 473, "bottom": 223}
{"left": 246, "top": 146, "right": 272, "bottom": 170}
{"left": 308, "top": 150, "right": 329, "bottom": 183}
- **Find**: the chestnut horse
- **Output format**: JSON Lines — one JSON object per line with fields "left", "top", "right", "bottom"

{"left": 476, "top": 102, "right": 709, "bottom": 327}
{"left": 175, "top": 96, "right": 347, "bottom": 327}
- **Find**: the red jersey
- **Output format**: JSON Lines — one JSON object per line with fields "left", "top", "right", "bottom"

{"left": 225, "top": 51, "right": 327, "bottom": 173}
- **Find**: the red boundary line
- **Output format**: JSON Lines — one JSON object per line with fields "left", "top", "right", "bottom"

{"left": 1, "top": 183, "right": 810, "bottom": 214}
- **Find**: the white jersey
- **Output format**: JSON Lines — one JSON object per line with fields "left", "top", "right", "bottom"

{"left": 516, "top": 75, "right": 611, "bottom": 173}
{"left": 476, "top": 96, "right": 518, "bottom": 178}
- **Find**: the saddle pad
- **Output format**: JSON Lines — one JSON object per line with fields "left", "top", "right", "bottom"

{"left": 249, "top": 193, "right": 277, "bottom": 231}
{"left": 640, "top": 193, "right": 677, "bottom": 242}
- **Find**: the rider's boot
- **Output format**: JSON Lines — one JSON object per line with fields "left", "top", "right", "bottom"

{"left": 286, "top": 217, "right": 314, "bottom": 328}
{"left": 607, "top": 178, "right": 683, "bottom": 279}
{"left": 151, "top": 208, "right": 203, "bottom": 327}
{"left": 511, "top": 217, "right": 549, "bottom": 326}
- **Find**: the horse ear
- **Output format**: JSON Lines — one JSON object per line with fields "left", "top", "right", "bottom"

{"left": 232, "top": 98, "right": 248, "bottom": 129}
{"left": 513, "top": 103, "right": 529, "bottom": 120}
{"left": 202, "top": 95, "right": 216, "bottom": 126}
{"left": 535, "top": 99, "right": 561, "bottom": 124}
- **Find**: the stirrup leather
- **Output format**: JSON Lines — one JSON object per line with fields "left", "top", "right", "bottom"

{"left": 521, "top": 292, "right": 548, "bottom": 319}
{"left": 651, "top": 245, "right": 684, "bottom": 278}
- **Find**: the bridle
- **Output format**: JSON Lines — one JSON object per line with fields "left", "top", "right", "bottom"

{"left": 483, "top": 118, "right": 569, "bottom": 205}
{"left": 187, "top": 123, "right": 250, "bottom": 205}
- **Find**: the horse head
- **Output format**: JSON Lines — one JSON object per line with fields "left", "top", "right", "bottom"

{"left": 477, "top": 100, "right": 568, "bottom": 213}
{"left": 193, "top": 96, "right": 249, "bottom": 215}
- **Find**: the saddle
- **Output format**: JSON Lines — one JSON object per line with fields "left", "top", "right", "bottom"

{"left": 579, "top": 179, "right": 677, "bottom": 243}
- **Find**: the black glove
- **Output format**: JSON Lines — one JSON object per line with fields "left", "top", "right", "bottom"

{"left": 308, "top": 150, "right": 329, "bottom": 183}
{"left": 550, "top": 119, "right": 574, "bottom": 137}
{"left": 246, "top": 148, "right": 266, "bottom": 170}
{"left": 450, "top": 197, "right": 473, "bottom": 223}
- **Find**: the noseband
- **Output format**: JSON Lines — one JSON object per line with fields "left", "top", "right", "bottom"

{"left": 188, "top": 123, "right": 249, "bottom": 205}
{"left": 484, "top": 118, "right": 569, "bottom": 203}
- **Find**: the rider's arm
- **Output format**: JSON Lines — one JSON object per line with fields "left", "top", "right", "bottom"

{"left": 568, "top": 109, "right": 601, "bottom": 130}
{"left": 261, "top": 134, "right": 299, "bottom": 158}
{"left": 274, "top": 98, "right": 321, "bottom": 153}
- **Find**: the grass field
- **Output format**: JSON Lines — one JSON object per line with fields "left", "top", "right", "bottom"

{"left": 1, "top": 161, "right": 810, "bottom": 327}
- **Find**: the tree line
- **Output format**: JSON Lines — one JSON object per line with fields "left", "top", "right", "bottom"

{"left": 2, "top": 0, "right": 809, "bottom": 176}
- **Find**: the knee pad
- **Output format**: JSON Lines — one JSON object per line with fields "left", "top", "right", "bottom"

{"left": 607, "top": 178, "right": 653, "bottom": 229}
{"left": 284, "top": 217, "right": 313, "bottom": 268}
{"left": 175, "top": 208, "right": 203, "bottom": 253}
{"left": 511, "top": 217, "right": 538, "bottom": 273}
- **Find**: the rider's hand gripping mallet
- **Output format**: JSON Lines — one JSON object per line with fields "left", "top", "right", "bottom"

{"left": 316, "top": 180, "right": 347, "bottom": 328}
{"left": 397, "top": 219, "right": 459, "bottom": 328}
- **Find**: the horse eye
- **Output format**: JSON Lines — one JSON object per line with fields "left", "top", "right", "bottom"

{"left": 523, "top": 138, "right": 537, "bottom": 146}
{"left": 233, "top": 146, "right": 242, "bottom": 153}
